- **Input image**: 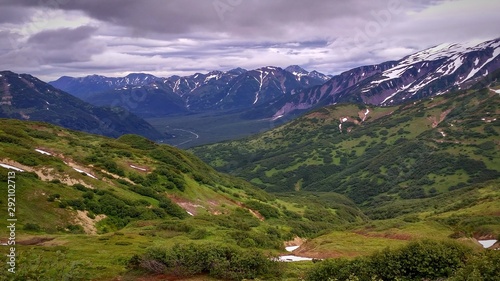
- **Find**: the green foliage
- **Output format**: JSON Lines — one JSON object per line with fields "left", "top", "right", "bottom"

{"left": 133, "top": 243, "right": 280, "bottom": 280}
{"left": 158, "top": 198, "right": 188, "bottom": 219}
{"left": 23, "top": 223, "right": 42, "bottom": 232}
{"left": 156, "top": 220, "right": 193, "bottom": 233}
{"left": 191, "top": 86, "right": 500, "bottom": 217}
{"left": 306, "top": 240, "right": 473, "bottom": 281}
{"left": 117, "top": 134, "right": 157, "bottom": 150}
{"left": 207, "top": 208, "right": 261, "bottom": 230}
{"left": 0, "top": 250, "right": 90, "bottom": 281}
{"left": 245, "top": 200, "right": 280, "bottom": 219}
{"left": 452, "top": 250, "right": 500, "bottom": 281}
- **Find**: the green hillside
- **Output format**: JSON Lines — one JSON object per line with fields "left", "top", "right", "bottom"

{"left": 0, "top": 119, "right": 369, "bottom": 280}
{"left": 0, "top": 84, "right": 499, "bottom": 280}
{"left": 191, "top": 84, "right": 500, "bottom": 203}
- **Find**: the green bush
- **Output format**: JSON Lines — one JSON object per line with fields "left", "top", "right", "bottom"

{"left": 134, "top": 243, "right": 280, "bottom": 280}
{"left": 245, "top": 200, "right": 280, "bottom": 219}
{"left": 451, "top": 250, "right": 500, "bottom": 281}
{"left": 23, "top": 223, "right": 41, "bottom": 232}
{"left": 306, "top": 240, "right": 472, "bottom": 281}
{"left": 158, "top": 198, "right": 188, "bottom": 219}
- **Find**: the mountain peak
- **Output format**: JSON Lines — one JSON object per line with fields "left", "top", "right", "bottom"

{"left": 285, "top": 65, "right": 309, "bottom": 74}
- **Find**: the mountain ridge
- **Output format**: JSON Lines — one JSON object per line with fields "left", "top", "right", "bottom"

{"left": 273, "top": 37, "right": 500, "bottom": 118}
{"left": 48, "top": 38, "right": 500, "bottom": 122}
{"left": 0, "top": 70, "right": 164, "bottom": 140}
{"left": 49, "top": 66, "right": 331, "bottom": 117}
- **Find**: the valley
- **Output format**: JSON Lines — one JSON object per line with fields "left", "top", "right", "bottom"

{"left": 147, "top": 110, "right": 292, "bottom": 148}
{"left": 0, "top": 36, "right": 499, "bottom": 280}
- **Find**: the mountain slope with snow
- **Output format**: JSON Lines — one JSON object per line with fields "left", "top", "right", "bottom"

{"left": 273, "top": 38, "right": 500, "bottom": 118}
{"left": 50, "top": 66, "right": 329, "bottom": 117}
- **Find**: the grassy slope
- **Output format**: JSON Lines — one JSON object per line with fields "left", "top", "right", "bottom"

{"left": 189, "top": 85, "right": 500, "bottom": 261}
{"left": 0, "top": 119, "right": 367, "bottom": 280}
{"left": 191, "top": 86, "right": 500, "bottom": 208}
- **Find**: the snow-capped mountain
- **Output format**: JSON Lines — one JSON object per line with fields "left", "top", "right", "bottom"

{"left": 49, "top": 38, "right": 500, "bottom": 120}
{"left": 50, "top": 73, "right": 161, "bottom": 99}
{"left": 273, "top": 38, "right": 500, "bottom": 118}
{"left": 49, "top": 66, "right": 329, "bottom": 117}
{"left": 285, "top": 65, "right": 331, "bottom": 85}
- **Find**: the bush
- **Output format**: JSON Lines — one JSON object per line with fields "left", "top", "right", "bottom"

{"left": 245, "top": 200, "right": 280, "bottom": 219}
{"left": 451, "top": 250, "right": 500, "bottom": 281}
{"left": 306, "top": 239, "right": 472, "bottom": 281}
{"left": 158, "top": 198, "right": 188, "bottom": 219}
{"left": 133, "top": 243, "right": 280, "bottom": 280}
{"left": 47, "top": 193, "right": 61, "bottom": 202}
{"left": 23, "top": 223, "right": 41, "bottom": 232}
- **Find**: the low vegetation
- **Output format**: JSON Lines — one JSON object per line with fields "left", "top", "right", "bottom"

{"left": 306, "top": 240, "right": 500, "bottom": 281}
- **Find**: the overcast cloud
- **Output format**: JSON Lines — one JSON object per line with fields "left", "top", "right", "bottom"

{"left": 0, "top": 0, "right": 498, "bottom": 81}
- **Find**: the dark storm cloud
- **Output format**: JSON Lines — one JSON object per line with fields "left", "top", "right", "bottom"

{"left": 1, "top": 0, "right": 415, "bottom": 39}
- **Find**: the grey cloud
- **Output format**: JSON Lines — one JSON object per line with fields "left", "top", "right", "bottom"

{"left": 1, "top": 0, "right": 499, "bottom": 81}
{"left": 22, "top": 26, "right": 105, "bottom": 65}
{"left": 0, "top": 5, "right": 35, "bottom": 24}
{"left": 2, "top": 0, "right": 436, "bottom": 40}
{"left": 27, "top": 25, "right": 97, "bottom": 46}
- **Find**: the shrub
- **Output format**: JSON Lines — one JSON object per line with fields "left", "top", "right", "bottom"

{"left": 47, "top": 193, "right": 61, "bottom": 202}
{"left": 306, "top": 239, "right": 472, "bottom": 281}
{"left": 23, "top": 223, "right": 41, "bottom": 232}
{"left": 245, "top": 200, "right": 280, "bottom": 219}
{"left": 158, "top": 198, "right": 188, "bottom": 219}
{"left": 451, "top": 250, "right": 500, "bottom": 281}
{"left": 133, "top": 243, "right": 280, "bottom": 280}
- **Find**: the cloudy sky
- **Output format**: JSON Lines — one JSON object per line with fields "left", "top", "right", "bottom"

{"left": 0, "top": 0, "right": 499, "bottom": 81}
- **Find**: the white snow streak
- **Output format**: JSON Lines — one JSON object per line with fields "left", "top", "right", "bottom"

{"left": 0, "top": 163, "right": 24, "bottom": 172}
{"left": 35, "top": 149, "right": 52, "bottom": 156}
{"left": 362, "top": 108, "right": 370, "bottom": 122}
{"left": 278, "top": 255, "right": 313, "bottom": 262}
{"left": 73, "top": 167, "right": 97, "bottom": 179}
{"left": 130, "top": 165, "right": 147, "bottom": 171}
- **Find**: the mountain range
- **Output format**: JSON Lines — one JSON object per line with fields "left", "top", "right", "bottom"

{"left": 0, "top": 71, "right": 164, "bottom": 139}
{"left": 272, "top": 38, "right": 500, "bottom": 118}
{"left": 50, "top": 65, "right": 331, "bottom": 117}
{"left": 49, "top": 38, "right": 499, "bottom": 121}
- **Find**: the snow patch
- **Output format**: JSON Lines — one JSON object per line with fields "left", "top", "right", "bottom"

{"left": 464, "top": 43, "right": 500, "bottom": 81}
{"left": 271, "top": 115, "right": 284, "bottom": 121}
{"left": 130, "top": 165, "right": 147, "bottom": 171}
{"left": 362, "top": 108, "right": 370, "bottom": 122}
{"left": 286, "top": 246, "right": 300, "bottom": 252}
{"left": 204, "top": 74, "right": 219, "bottom": 82}
{"left": 72, "top": 167, "right": 97, "bottom": 179}
{"left": 0, "top": 163, "right": 24, "bottom": 172}
{"left": 478, "top": 240, "right": 497, "bottom": 249}
{"left": 35, "top": 149, "right": 51, "bottom": 156}
{"left": 278, "top": 255, "right": 313, "bottom": 262}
